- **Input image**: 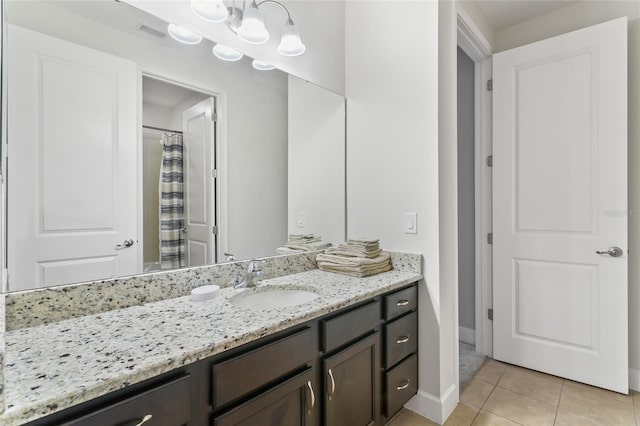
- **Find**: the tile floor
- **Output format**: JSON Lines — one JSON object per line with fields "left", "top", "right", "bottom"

{"left": 387, "top": 359, "right": 640, "bottom": 426}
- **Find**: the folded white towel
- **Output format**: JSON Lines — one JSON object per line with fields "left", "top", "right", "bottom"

{"left": 276, "top": 246, "right": 299, "bottom": 254}
{"left": 348, "top": 237, "right": 379, "bottom": 244}
{"left": 316, "top": 252, "right": 390, "bottom": 267}
{"left": 318, "top": 262, "right": 392, "bottom": 277}
{"left": 325, "top": 248, "right": 382, "bottom": 258}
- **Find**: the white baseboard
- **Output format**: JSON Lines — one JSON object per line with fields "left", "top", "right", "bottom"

{"left": 630, "top": 368, "right": 640, "bottom": 392}
{"left": 459, "top": 326, "right": 476, "bottom": 345}
{"left": 404, "top": 383, "right": 458, "bottom": 424}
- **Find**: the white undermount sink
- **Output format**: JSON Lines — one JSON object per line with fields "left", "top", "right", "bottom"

{"left": 230, "top": 286, "right": 320, "bottom": 310}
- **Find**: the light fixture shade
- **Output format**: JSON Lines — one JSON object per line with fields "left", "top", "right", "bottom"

{"left": 237, "top": 1, "right": 269, "bottom": 44}
{"left": 252, "top": 59, "right": 275, "bottom": 71}
{"left": 213, "top": 44, "right": 243, "bottom": 61}
{"left": 167, "top": 24, "right": 203, "bottom": 44}
{"left": 277, "top": 19, "right": 305, "bottom": 56}
{"left": 190, "top": 0, "right": 229, "bottom": 23}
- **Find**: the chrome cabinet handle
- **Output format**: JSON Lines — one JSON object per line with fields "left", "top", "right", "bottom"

{"left": 596, "top": 246, "right": 623, "bottom": 257}
{"left": 306, "top": 380, "right": 315, "bottom": 413}
{"left": 115, "top": 239, "right": 134, "bottom": 249}
{"left": 328, "top": 368, "right": 336, "bottom": 401}
{"left": 397, "top": 380, "right": 411, "bottom": 391}
{"left": 396, "top": 300, "right": 409, "bottom": 306}
{"left": 135, "top": 414, "right": 153, "bottom": 426}
{"left": 396, "top": 335, "right": 410, "bottom": 344}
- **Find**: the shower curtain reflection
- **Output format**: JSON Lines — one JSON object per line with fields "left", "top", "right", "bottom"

{"left": 159, "top": 133, "right": 185, "bottom": 269}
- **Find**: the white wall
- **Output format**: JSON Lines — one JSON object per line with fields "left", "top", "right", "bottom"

{"left": 346, "top": 1, "right": 458, "bottom": 423}
{"left": 288, "top": 75, "right": 345, "bottom": 246}
{"left": 6, "top": 0, "right": 289, "bottom": 262}
{"left": 492, "top": 0, "right": 640, "bottom": 391}
{"left": 457, "top": 47, "right": 475, "bottom": 337}
{"left": 124, "top": 0, "right": 345, "bottom": 95}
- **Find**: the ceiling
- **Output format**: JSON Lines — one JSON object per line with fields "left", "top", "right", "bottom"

{"left": 470, "top": 0, "right": 581, "bottom": 31}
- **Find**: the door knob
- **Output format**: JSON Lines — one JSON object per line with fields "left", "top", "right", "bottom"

{"left": 596, "top": 246, "right": 623, "bottom": 257}
{"left": 115, "top": 239, "right": 134, "bottom": 249}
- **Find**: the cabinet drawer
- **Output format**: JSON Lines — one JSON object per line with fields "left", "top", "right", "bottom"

{"left": 385, "top": 286, "right": 417, "bottom": 321}
{"left": 67, "top": 375, "right": 191, "bottom": 426}
{"left": 385, "top": 311, "right": 418, "bottom": 369}
{"left": 213, "top": 368, "right": 315, "bottom": 426}
{"left": 322, "top": 300, "right": 381, "bottom": 353}
{"left": 213, "top": 327, "right": 314, "bottom": 408}
{"left": 385, "top": 354, "right": 418, "bottom": 419}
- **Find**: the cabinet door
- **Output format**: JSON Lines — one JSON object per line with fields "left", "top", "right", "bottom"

{"left": 324, "top": 333, "right": 380, "bottom": 426}
{"left": 213, "top": 368, "right": 317, "bottom": 426}
{"left": 65, "top": 376, "right": 191, "bottom": 426}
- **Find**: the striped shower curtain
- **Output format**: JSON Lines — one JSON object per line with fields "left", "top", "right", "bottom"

{"left": 159, "top": 133, "right": 185, "bottom": 269}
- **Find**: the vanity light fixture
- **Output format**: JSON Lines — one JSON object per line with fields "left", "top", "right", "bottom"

{"left": 213, "top": 43, "right": 243, "bottom": 61}
{"left": 167, "top": 24, "right": 203, "bottom": 44}
{"left": 237, "top": 1, "right": 269, "bottom": 44}
{"left": 251, "top": 59, "right": 275, "bottom": 70}
{"left": 277, "top": 18, "right": 305, "bottom": 56}
{"left": 191, "top": 0, "right": 229, "bottom": 23}
{"left": 191, "top": 0, "right": 306, "bottom": 56}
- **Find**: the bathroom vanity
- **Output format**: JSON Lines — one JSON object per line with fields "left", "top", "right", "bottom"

{"left": 2, "top": 256, "right": 422, "bottom": 426}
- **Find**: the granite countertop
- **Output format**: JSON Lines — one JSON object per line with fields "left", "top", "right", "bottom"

{"left": 2, "top": 268, "right": 422, "bottom": 425}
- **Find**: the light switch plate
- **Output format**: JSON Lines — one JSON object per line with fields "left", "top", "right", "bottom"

{"left": 404, "top": 212, "right": 417, "bottom": 234}
{"left": 297, "top": 211, "right": 306, "bottom": 228}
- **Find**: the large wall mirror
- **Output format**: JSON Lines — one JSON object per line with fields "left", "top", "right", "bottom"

{"left": 3, "top": 0, "right": 346, "bottom": 292}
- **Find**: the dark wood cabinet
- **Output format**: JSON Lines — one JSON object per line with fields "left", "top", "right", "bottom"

{"left": 212, "top": 327, "right": 314, "bottom": 409}
{"left": 213, "top": 368, "right": 316, "bottom": 426}
{"left": 381, "top": 287, "right": 419, "bottom": 422}
{"left": 28, "top": 283, "right": 418, "bottom": 426}
{"left": 385, "top": 354, "right": 418, "bottom": 418}
{"left": 65, "top": 375, "right": 192, "bottom": 426}
{"left": 323, "top": 333, "right": 381, "bottom": 426}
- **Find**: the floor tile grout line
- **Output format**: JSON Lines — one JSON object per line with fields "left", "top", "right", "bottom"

{"left": 552, "top": 380, "right": 566, "bottom": 425}
{"left": 467, "top": 406, "right": 481, "bottom": 425}
{"left": 494, "top": 382, "right": 563, "bottom": 408}
{"left": 464, "top": 361, "right": 509, "bottom": 425}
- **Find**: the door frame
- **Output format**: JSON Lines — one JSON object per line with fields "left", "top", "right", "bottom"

{"left": 138, "top": 70, "right": 225, "bottom": 266}
{"left": 456, "top": 3, "right": 494, "bottom": 357}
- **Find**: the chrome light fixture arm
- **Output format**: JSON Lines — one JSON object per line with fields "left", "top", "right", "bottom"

{"left": 255, "top": 0, "right": 292, "bottom": 21}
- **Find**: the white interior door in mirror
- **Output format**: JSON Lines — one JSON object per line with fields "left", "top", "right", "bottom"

{"left": 7, "top": 24, "right": 139, "bottom": 290}
{"left": 183, "top": 97, "right": 216, "bottom": 266}
{"left": 492, "top": 17, "right": 628, "bottom": 392}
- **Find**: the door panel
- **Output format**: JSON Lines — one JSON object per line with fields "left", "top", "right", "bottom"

{"left": 515, "top": 52, "right": 594, "bottom": 233}
{"left": 183, "top": 98, "right": 216, "bottom": 266}
{"left": 493, "top": 17, "right": 628, "bottom": 392}
{"left": 7, "top": 24, "right": 138, "bottom": 290}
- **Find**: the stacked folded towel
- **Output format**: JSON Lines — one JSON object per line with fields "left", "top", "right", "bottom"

{"left": 316, "top": 238, "right": 392, "bottom": 277}
{"left": 276, "top": 234, "right": 332, "bottom": 254}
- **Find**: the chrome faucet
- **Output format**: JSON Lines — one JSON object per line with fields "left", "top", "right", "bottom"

{"left": 233, "top": 260, "right": 265, "bottom": 288}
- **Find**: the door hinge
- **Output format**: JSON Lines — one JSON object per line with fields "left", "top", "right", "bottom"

{"left": 487, "top": 233, "right": 493, "bottom": 245}
{"left": 212, "top": 226, "right": 218, "bottom": 235}
{"left": 488, "top": 309, "right": 493, "bottom": 320}
{"left": 486, "top": 155, "right": 493, "bottom": 167}
{"left": 212, "top": 112, "right": 218, "bottom": 122}
{"left": 212, "top": 169, "right": 218, "bottom": 178}
{"left": 486, "top": 79, "right": 493, "bottom": 91}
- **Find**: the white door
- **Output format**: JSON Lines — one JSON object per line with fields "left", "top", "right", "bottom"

{"left": 182, "top": 98, "right": 216, "bottom": 266}
{"left": 7, "top": 24, "right": 139, "bottom": 290}
{"left": 493, "top": 17, "right": 628, "bottom": 393}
